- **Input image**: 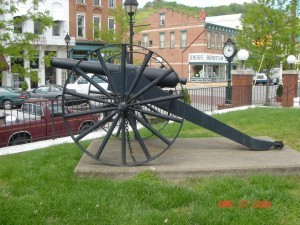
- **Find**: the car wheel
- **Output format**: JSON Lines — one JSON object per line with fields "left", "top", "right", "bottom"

{"left": 3, "top": 100, "right": 13, "bottom": 110}
{"left": 79, "top": 124, "right": 92, "bottom": 134}
{"left": 11, "top": 136, "right": 31, "bottom": 146}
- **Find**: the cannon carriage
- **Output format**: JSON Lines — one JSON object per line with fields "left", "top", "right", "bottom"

{"left": 51, "top": 44, "right": 283, "bottom": 166}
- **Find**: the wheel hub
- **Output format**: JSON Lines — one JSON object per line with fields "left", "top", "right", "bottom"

{"left": 118, "top": 102, "right": 127, "bottom": 112}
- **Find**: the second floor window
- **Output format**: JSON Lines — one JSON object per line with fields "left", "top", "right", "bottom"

{"left": 108, "top": 0, "right": 114, "bottom": 8}
{"left": 93, "top": 0, "right": 101, "bottom": 6}
{"left": 93, "top": 16, "right": 101, "bottom": 38}
{"left": 159, "top": 32, "right": 165, "bottom": 49}
{"left": 159, "top": 13, "right": 165, "bottom": 27}
{"left": 180, "top": 31, "right": 187, "bottom": 48}
{"left": 52, "top": 21, "right": 61, "bottom": 36}
{"left": 34, "top": 21, "right": 42, "bottom": 35}
{"left": 108, "top": 18, "right": 115, "bottom": 31}
{"left": 77, "top": 14, "right": 85, "bottom": 38}
{"left": 142, "top": 34, "right": 148, "bottom": 48}
{"left": 170, "top": 32, "right": 175, "bottom": 48}
{"left": 13, "top": 16, "right": 23, "bottom": 33}
{"left": 221, "top": 33, "right": 225, "bottom": 49}
{"left": 214, "top": 32, "right": 219, "bottom": 49}
{"left": 207, "top": 31, "right": 212, "bottom": 48}
{"left": 77, "top": 0, "right": 85, "bottom": 3}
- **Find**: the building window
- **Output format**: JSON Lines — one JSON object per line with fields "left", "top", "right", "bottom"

{"left": 52, "top": 21, "right": 61, "bottom": 36}
{"left": 221, "top": 33, "right": 225, "bottom": 49}
{"left": 159, "top": 32, "right": 165, "bottom": 49}
{"left": 34, "top": 21, "right": 42, "bottom": 35}
{"left": 214, "top": 32, "right": 219, "bottom": 49}
{"left": 30, "top": 54, "right": 39, "bottom": 69}
{"left": 170, "top": 32, "right": 175, "bottom": 48}
{"left": 108, "top": 0, "right": 115, "bottom": 8}
{"left": 108, "top": 17, "right": 115, "bottom": 31}
{"left": 93, "top": 0, "right": 101, "bottom": 6}
{"left": 142, "top": 34, "right": 148, "bottom": 48}
{"left": 13, "top": 16, "right": 23, "bottom": 33}
{"left": 77, "top": 14, "right": 85, "bottom": 38}
{"left": 93, "top": 16, "right": 101, "bottom": 38}
{"left": 180, "top": 31, "right": 187, "bottom": 48}
{"left": 159, "top": 13, "right": 165, "bottom": 27}
{"left": 207, "top": 31, "right": 212, "bottom": 48}
{"left": 77, "top": 0, "right": 85, "bottom": 3}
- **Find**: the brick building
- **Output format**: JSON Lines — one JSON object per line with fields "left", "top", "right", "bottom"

{"left": 69, "top": 0, "right": 123, "bottom": 60}
{"left": 135, "top": 9, "right": 240, "bottom": 82}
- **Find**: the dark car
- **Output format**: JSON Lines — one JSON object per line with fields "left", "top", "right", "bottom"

{"left": 29, "top": 85, "right": 65, "bottom": 100}
{"left": 0, "top": 87, "right": 28, "bottom": 110}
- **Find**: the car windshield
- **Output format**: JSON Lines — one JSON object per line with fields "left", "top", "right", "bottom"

{"left": 257, "top": 75, "right": 265, "bottom": 79}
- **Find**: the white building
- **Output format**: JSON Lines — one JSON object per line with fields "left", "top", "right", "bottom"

{"left": 0, "top": 0, "right": 74, "bottom": 89}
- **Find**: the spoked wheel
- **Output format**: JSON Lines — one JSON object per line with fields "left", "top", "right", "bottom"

{"left": 62, "top": 44, "right": 187, "bottom": 166}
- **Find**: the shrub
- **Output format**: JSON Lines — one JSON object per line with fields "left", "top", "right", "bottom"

{"left": 21, "top": 80, "right": 28, "bottom": 91}
{"left": 276, "top": 84, "right": 283, "bottom": 97}
{"left": 179, "top": 87, "right": 191, "bottom": 105}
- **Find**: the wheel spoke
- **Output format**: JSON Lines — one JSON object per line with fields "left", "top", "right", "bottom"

{"left": 125, "top": 51, "right": 153, "bottom": 102}
{"left": 75, "top": 67, "right": 113, "bottom": 99}
{"left": 128, "top": 69, "right": 173, "bottom": 102}
{"left": 76, "top": 111, "right": 119, "bottom": 142}
{"left": 96, "top": 50, "right": 117, "bottom": 95}
{"left": 128, "top": 93, "right": 184, "bottom": 107}
{"left": 131, "top": 112, "right": 171, "bottom": 145}
{"left": 127, "top": 112, "right": 151, "bottom": 160}
{"left": 121, "top": 116, "right": 126, "bottom": 165}
{"left": 133, "top": 107, "right": 182, "bottom": 123}
{"left": 64, "top": 89, "right": 116, "bottom": 106}
{"left": 120, "top": 44, "right": 127, "bottom": 101}
{"left": 95, "top": 113, "right": 121, "bottom": 159}
{"left": 64, "top": 106, "right": 117, "bottom": 119}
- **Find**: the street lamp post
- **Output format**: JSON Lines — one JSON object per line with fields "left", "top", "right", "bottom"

{"left": 124, "top": 0, "right": 139, "bottom": 64}
{"left": 287, "top": 55, "right": 296, "bottom": 70}
{"left": 64, "top": 33, "right": 71, "bottom": 59}
{"left": 237, "top": 49, "right": 249, "bottom": 70}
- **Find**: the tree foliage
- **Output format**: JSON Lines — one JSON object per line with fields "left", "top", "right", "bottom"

{"left": 0, "top": 0, "right": 54, "bottom": 81}
{"left": 142, "top": 0, "right": 248, "bottom": 17}
{"left": 237, "top": 0, "right": 299, "bottom": 72}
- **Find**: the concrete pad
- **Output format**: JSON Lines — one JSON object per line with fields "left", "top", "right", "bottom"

{"left": 74, "top": 137, "right": 300, "bottom": 179}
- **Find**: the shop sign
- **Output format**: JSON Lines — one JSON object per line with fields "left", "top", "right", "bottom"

{"left": 189, "top": 53, "right": 227, "bottom": 63}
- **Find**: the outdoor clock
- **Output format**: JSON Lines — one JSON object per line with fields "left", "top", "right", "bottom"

{"left": 222, "top": 38, "right": 237, "bottom": 60}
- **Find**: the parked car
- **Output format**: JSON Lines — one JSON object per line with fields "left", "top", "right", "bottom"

{"left": 0, "top": 86, "right": 28, "bottom": 110}
{"left": 66, "top": 73, "right": 108, "bottom": 95}
{"left": 0, "top": 99, "right": 99, "bottom": 147}
{"left": 254, "top": 73, "right": 269, "bottom": 85}
{"left": 29, "top": 85, "right": 65, "bottom": 100}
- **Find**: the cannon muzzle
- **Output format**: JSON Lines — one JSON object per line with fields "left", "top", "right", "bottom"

{"left": 51, "top": 58, "right": 187, "bottom": 88}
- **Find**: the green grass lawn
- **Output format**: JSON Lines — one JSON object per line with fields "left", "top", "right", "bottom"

{"left": 0, "top": 108, "right": 299, "bottom": 225}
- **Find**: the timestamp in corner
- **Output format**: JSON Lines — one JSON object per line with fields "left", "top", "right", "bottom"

{"left": 218, "top": 200, "right": 272, "bottom": 209}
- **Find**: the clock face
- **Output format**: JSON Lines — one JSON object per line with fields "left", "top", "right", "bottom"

{"left": 223, "top": 44, "right": 236, "bottom": 58}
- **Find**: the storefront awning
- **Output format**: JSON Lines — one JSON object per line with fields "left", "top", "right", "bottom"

{"left": 0, "top": 56, "right": 9, "bottom": 71}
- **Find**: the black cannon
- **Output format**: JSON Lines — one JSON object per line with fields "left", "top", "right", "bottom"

{"left": 52, "top": 44, "right": 283, "bottom": 166}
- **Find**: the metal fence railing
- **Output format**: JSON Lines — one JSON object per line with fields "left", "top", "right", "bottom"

{"left": 187, "top": 84, "right": 300, "bottom": 112}
{"left": 0, "top": 84, "right": 299, "bottom": 148}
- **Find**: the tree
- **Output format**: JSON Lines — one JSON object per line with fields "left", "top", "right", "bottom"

{"left": 236, "top": 0, "right": 299, "bottom": 105}
{"left": 0, "top": 0, "right": 54, "bottom": 82}
{"left": 94, "top": 5, "right": 129, "bottom": 45}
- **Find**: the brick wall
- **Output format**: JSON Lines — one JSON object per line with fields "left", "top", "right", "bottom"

{"left": 135, "top": 8, "right": 234, "bottom": 79}
{"left": 69, "top": 0, "right": 122, "bottom": 41}
{"left": 282, "top": 71, "right": 298, "bottom": 107}
{"left": 232, "top": 70, "right": 253, "bottom": 107}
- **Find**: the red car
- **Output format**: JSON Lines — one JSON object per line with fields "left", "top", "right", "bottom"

{"left": 0, "top": 99, "right": 99, "bottom": 147}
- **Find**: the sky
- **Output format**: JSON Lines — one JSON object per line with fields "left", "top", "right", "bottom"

{"left": 133, "top": 0, "right": 255, "bottom": 8}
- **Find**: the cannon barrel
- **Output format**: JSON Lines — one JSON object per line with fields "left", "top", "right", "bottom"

{"left": 51, "top": 58, "right": 187, "bottom": 88}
